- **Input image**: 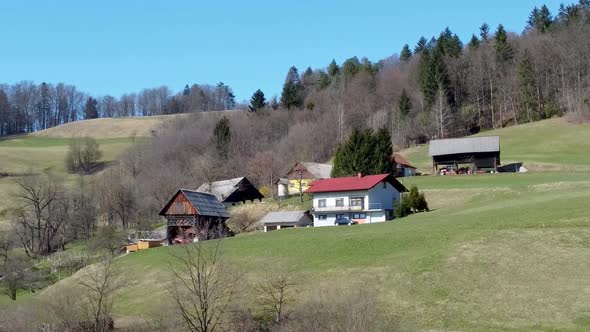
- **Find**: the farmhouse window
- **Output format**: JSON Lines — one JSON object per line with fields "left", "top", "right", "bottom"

{"left": 318, "top": 215, "right": 327, "bottom": 220}
{"left": 352, "top": 213, "right": 366, "bottom": 219}
{"left": 335, "top": 198, "right": 344, "bottom": 207}
{"left": 318, "top": 199, "right": 327, "bottom": 207}
{"left": 336, "top": 214, "right": 345, "bottom": 219}
{"left": 350, "top": 197, "right": 364, "bottom": 207}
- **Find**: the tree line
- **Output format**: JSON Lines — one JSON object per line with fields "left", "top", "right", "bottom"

{"left": 0, "top": 81, "right": 236, "bottom": 136}
{"left": 248, "top": 1, "right": 590, "bottom": 148}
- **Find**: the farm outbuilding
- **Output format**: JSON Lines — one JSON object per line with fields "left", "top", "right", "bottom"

{"left": 197, "top": 177, "right": 264, "bottom": 206}
{"left": 260, "top": 211, "right": 313, "bottom": 232}
{"left": 428, "top": 136, "right": 500, "bottom": 173}
{"left": 159, "top": 189, "right": 231, "bottom": 244}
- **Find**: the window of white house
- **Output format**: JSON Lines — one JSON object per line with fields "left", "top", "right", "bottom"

{"left": 318, "top": 215, "right": 327, "bottom": 220}
{"left": 350, "top": 197, "right": 364, "bottom": 207}
{"left": 336, "top": 214, "right": 346, "bottom": 219}
{"left": 318, "top": 199, "right": 327, "bottom": 207}
{"left": 335, "top": 198, "right": 344, "bottom": 207}
{"left": 352, "top": 213, "right": 366, "bottom": 219}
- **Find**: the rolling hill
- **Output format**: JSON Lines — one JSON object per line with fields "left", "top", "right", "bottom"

{"left": 3, "top": 117, "right": 590, "bottom": 331}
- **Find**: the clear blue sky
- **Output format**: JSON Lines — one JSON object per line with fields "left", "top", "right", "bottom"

{"left": 0, "top": 0, "right": 567, "bottom": 102}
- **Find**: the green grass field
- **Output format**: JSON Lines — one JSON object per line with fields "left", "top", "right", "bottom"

{"left": 3, "top": 117, "right": 590, "bottom": 331}
{"left": 402, "top": 117, "right": 590, "bottom": 173}
{"left": 0, "top": 136, "right": 140, "bottom": 226}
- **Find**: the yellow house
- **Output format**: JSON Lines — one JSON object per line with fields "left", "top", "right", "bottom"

{"left": 278, "top": 162, "right": 332, "bottom": 197}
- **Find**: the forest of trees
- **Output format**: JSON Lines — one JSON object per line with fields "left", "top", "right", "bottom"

{"left": 0, "top": 82, "right": 236, "bottom": 136}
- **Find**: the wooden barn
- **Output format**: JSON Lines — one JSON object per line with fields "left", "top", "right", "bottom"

{"left": 197, "top": 177, "right": 264, "bottom": 206}
{"left": 428, "top": 136, "right": 500, "bottom": 173}
{"left": 159, "top": 189, "right": 231, "bottom": 244}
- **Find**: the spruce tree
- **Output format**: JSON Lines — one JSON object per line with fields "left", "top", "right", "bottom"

{"left": 468, "top": 34, "right": 480, "bottom": 50}
{"left": 527, "top": 5, "right": 553, "bottom": 33}
{"left": 213, "top": 116, "right": 231, "bottom": 160}
{"left": 479, "top": 22, "right": 490, "bottom": 41}
{"left": 318, "top": 71, "right": 331, "bottom": 89}
{"left": 331, "top": 128, "right": 394, "bottom": 177}
{"left": 84, "top": 97, "right": 99, "bottom": 119}
{"left": 400, "top": 44, "right": 412, "bottom": 61}
{"left": 183, "top": 84, "right": 190, "bottom": 96}
{"left": 517, "top": 52, "right": 537, "bottom": 122}
{"left": 342, "top": 56, "right": 361, "bottom": 79}
{"left": 399, "top": 89, "right": 412, "bottom": 117}
{"left": 494, "top": 24, "right": 513, "bottom": 63}
{"left": 414, "top": 36, "right": 428, "bottom": 54}
{"left": 280, "top": 66, "right": 304, "bottom": 110}
{"left": 327, "top": 59, "right": 340, "bottom": 77}
{"left": 249, "top": 89, "right": 267, "bottom": 112}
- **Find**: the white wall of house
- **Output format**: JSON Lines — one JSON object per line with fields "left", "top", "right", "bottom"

{"left": 277, "top": 183, "right": 287, "bottom": 197}
{"left": 311, "top": 181, "right": 402, "bottom": 227}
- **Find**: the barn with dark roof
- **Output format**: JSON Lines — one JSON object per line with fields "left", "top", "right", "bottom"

{"left": 159, "top": 189, "right": 231, "bottom": 244}
{"left": 428, "top": 136, "right": 500, "bottom": 173}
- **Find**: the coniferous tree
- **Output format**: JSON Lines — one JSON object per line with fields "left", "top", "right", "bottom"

{"left": 517, "top": 52, "right": 537, "bottom": 122}
{"left": 527, "top": 5, "right": 553, "bottom": 33}
{"left": 331, "top": 128, "right": 394, "bottom": 177}
{"left": 400, "top": 44, "right": 412, "bottom": 61}
{"left": 213, "top": 116, "right": 231, "bottom": 159}
{"left": 468, "top": 34, "right": 480, "bottom": 50}
{"left": 249, "top": 89, "right": 267, "bottom": 112}
{"left": 414, "top": 36, "right": 428, "bottom": 54}
{"left": 183, "top": 84, "right": 190, "bottom": 96}
{"left": 327, "top": 59, "right": 340, "bottom": 77}
{"left": 479, "top": 22, "right": 490, "bottom": 41}
{"left": 318, "top": 71, "right": 331, "bottom": 89}
{"left": 342, "top": 56, "right": 361, "bottom": 79}
{"left": 399, "top": 89, "right": 412, "bottom": 117}
{"left": 84, "top": 97, "right": 99, "bottom": 119}
{"left": 494, "top": 24, "right": 513, "bottom": 63}
{"left": 280, "top": 66, "right": 304, "bottom": 110}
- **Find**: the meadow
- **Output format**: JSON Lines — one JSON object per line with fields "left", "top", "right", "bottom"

{"left": 3, "top": 117, "right": 590, "bottom": 331}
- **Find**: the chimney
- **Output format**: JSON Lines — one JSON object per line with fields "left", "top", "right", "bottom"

{"left": 357, "top": 172, "right": 362, "bottom": 178}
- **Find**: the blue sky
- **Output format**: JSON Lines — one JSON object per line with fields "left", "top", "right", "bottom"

{"left": 0, "top": 0, "right": 567, "bottom": 102}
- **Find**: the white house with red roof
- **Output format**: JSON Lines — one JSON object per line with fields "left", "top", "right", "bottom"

{"left": 305, "top": 173, "right": 408, "bottom": 227}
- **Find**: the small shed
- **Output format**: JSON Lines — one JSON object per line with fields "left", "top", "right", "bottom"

{"left": 428, "top": 136, "right": 500, "bottom": 173}
{"left": 159, "top": 189, "right": 231, "bottom": 244}
{"left": 392, "top": 153, "right": 417, "bottom": 177}
{"left": 260, "top": 211, "right": 313, "bottom": 232}
{"left": 197, "top": 177, "right": 264, "bottom": 206}
{"left": 276, "top": 178, "right": 289, "bottom": 197}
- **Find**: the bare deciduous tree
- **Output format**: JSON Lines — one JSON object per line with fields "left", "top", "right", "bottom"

{"left": 254, "top": 266, "right": 296, "bottom": 323}
{"left": 168, "top": 241, "right": 240, "bottom": 332}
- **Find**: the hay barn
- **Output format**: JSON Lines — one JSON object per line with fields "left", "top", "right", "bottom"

{"left": 428, "top": 136, "right": 500, "bottom": 173}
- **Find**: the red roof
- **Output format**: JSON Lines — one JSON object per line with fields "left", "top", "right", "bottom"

{"left": 392, "top": 153, "right": 416, "bottom": 168}
{"left": 305, "top": 174, "right": 407, "bottom": 193}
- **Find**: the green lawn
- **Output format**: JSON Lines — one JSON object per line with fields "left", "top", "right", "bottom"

{"left": 4, "top": 117, "right": 590, "bottom": 330}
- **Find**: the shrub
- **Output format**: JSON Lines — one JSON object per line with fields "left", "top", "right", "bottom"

{"left": 66, "top": 137, "right": 103, "bottom": 174}
{"left": 394, "top": 199, "right": 411, "bottom": 218}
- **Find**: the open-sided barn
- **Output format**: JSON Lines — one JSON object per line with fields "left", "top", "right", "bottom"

{"left": 197, "top": 177, "right": 264, "bottom": 206}
{"left": 428, "top": 136, "right": 500, "bottom": 173}
{"left": 159, "top": 189, "right": 231, "bottom": 244}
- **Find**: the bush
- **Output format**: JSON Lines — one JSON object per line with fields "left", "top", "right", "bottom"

{"left": 66, "top": 137, "right": 103, "bottom": 174}
{"left": 415, "top": 192, "right": 429, "bottom": 212}
{"left": 394, "top": 199, "right": 412, "bottom": 218}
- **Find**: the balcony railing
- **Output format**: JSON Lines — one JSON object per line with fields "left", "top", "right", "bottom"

{"left": 312, "top": 203, "right": 383, "bottom": 212}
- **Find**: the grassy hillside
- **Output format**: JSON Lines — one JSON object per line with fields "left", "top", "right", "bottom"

{"left": 14, "top": 117, "right": 588, "bottom": 331}
{"left": 3, "top": 117, "right": 590, "bottom": 330}
{"left": 402, "top": 117, "right": 590, "bottom": 173}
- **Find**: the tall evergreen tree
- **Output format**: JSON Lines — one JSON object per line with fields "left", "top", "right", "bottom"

{"left": 517, "top": 52, "right": 538, "bottom": 122}
{"left": 398, "top": 89, "right": 412, "bottom": 117}
{"left": 479, "top": 22, "right": 490, "bottom": 41}
{"left": 183, "top": 84, "right": 190, "bottom": 96}
{"left": 468, "top": 34, "right": 480, "bottom": 50}
{"left": 494, "top": 24, "right": 513, "bottom": 63}
{"left": 327, "top": 59, "right": 340, "bottom": 77}
{"left": 414, "top": 36, "right": 428, "bottom": 54}
{"left": 527, "top": 5, "right": 553, "bottom": 33}
{"left": 318, "top": 71, "right": 331, "bottom": 89}
{"left": 213, "top": 116, "right": 231, "bottom": 159}
{"left": 331, "top": 128, "right": 394, "bottom": 177}
{"left": 400, "top": 44, "right": 412, "bottom": 61}
{"left": 342, "top": 56, "right": 361, "bottom": 78}
{"left": 249, "top": 89, "right": 267, "bottom": 112}
{"left": 84, "top": 97, "right": 99, "bottom": 120}
{"left": 280, "top": 66, "right": 304, "bottom": 110}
